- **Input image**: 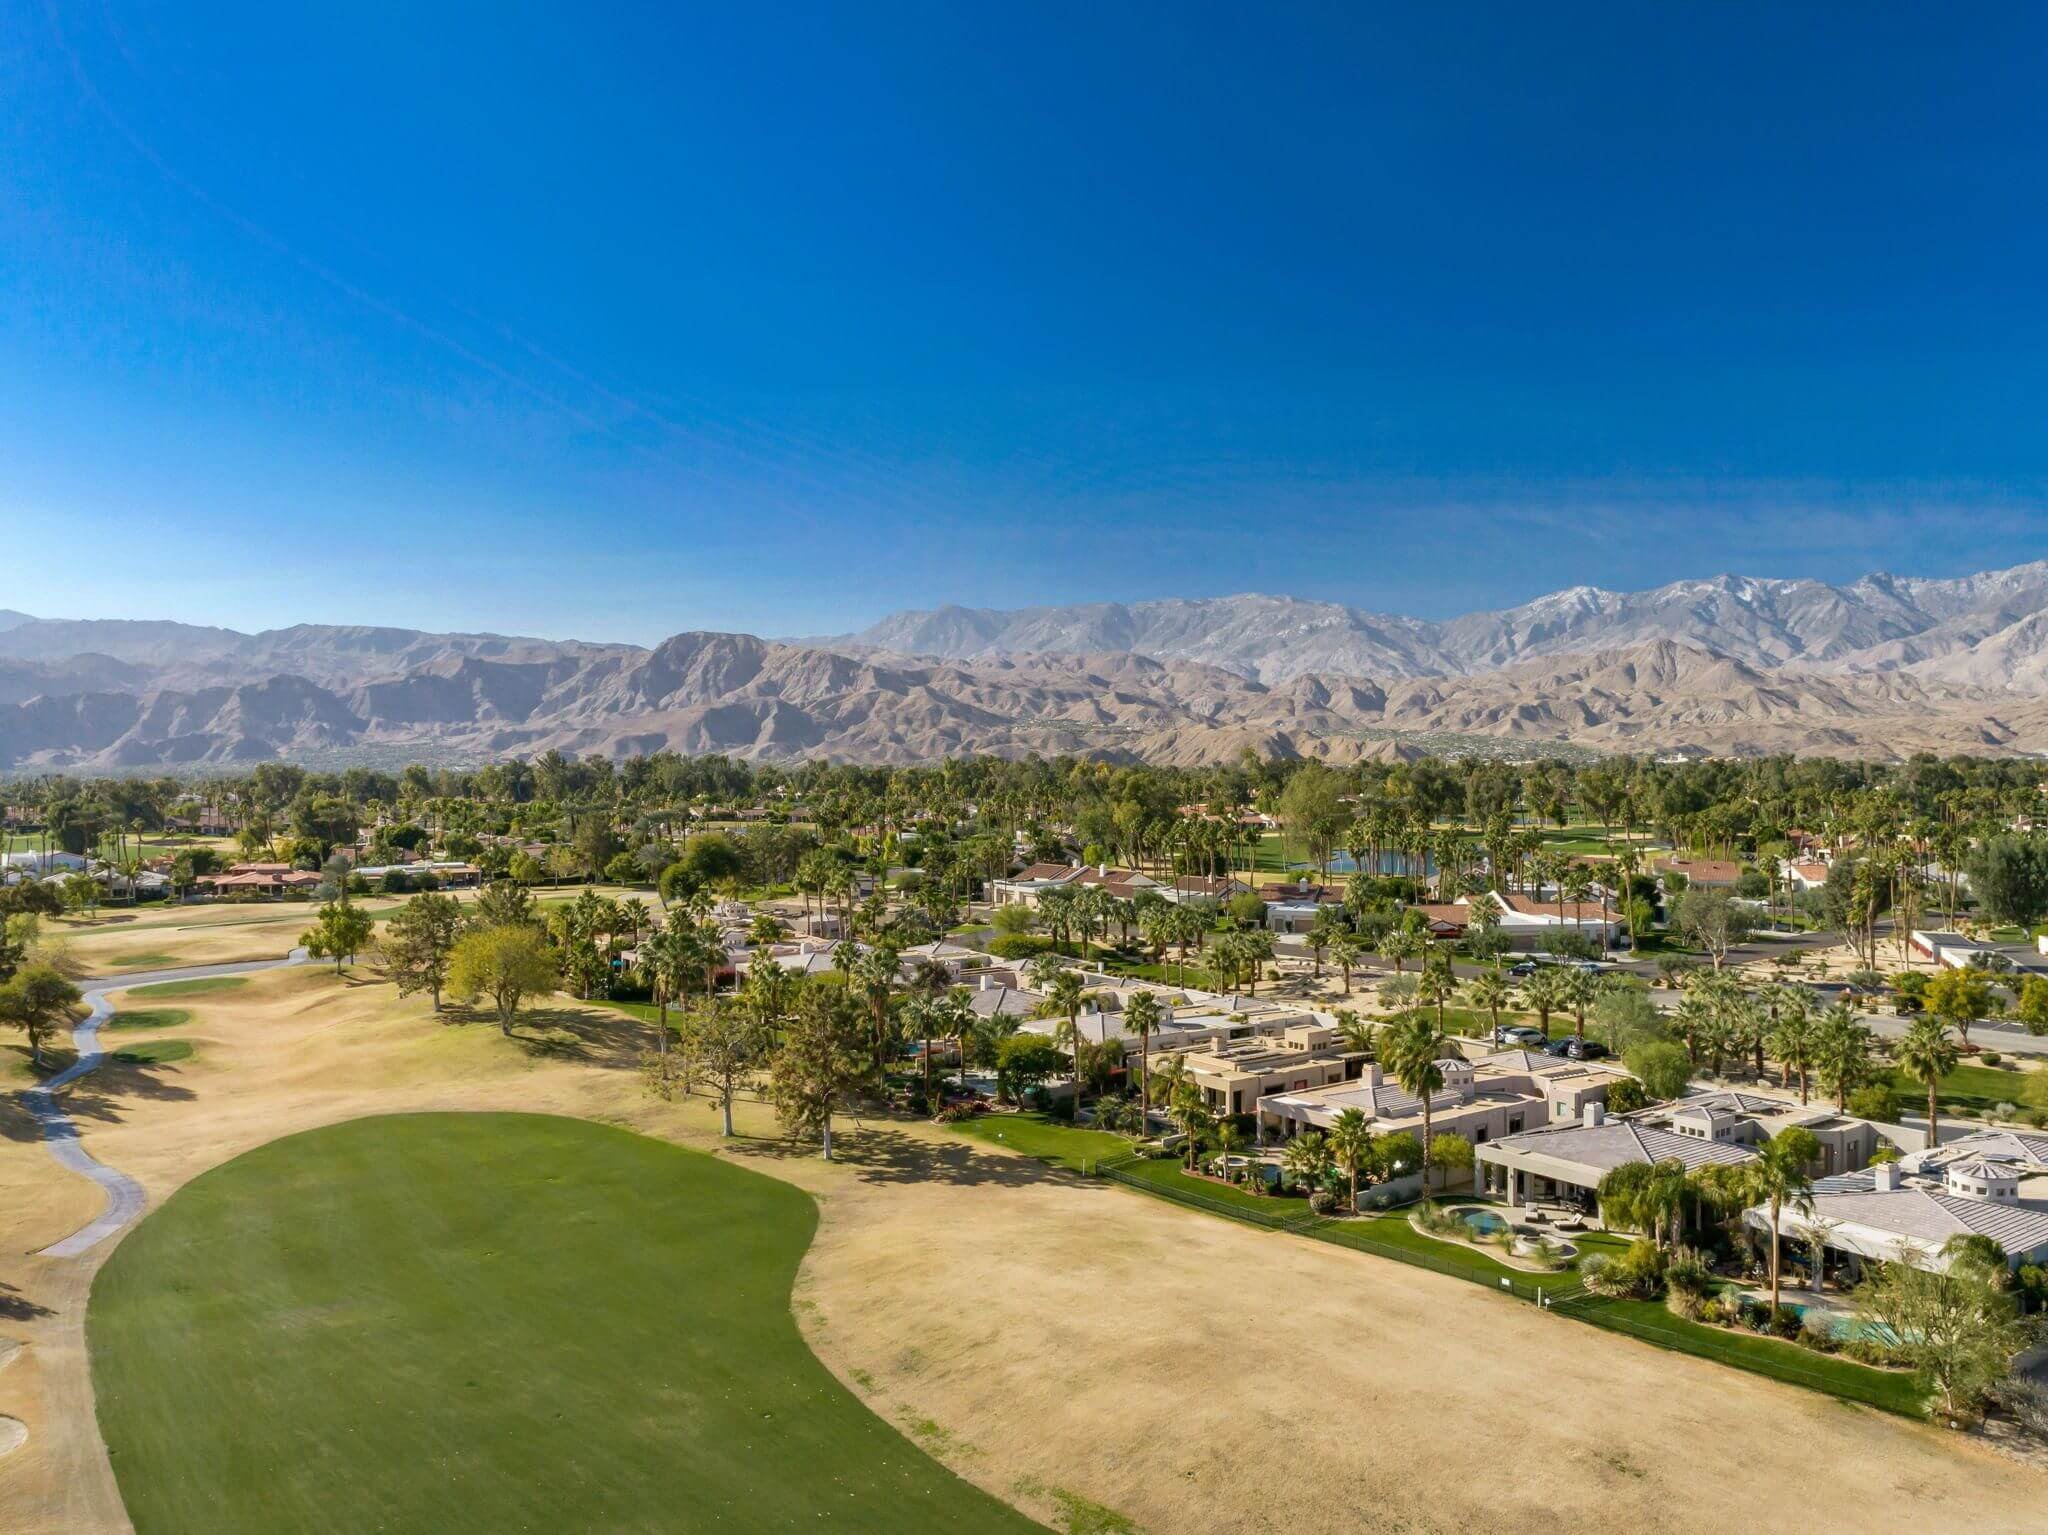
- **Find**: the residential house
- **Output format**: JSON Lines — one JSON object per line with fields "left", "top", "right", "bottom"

{"left": 1471, "top": 890, "right": 1622, "bottom": 950}
{"left": 1475, "top": 1091, "right": 1882, "bottom": 1212}
{"left": 1159, "top": 874, "right": 1250, "bottom": 909}
{"left": 1653, "top": 856, "right": 1743, "bottom": 888}
{"left": 1746, "top": 1129, "right": 2048, "bottom": 1279}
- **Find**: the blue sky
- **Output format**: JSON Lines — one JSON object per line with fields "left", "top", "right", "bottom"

{"left": 6, "top": 3, "right": 2048, "bottom": 643}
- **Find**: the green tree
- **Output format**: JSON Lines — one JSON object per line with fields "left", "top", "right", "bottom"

{"left": 1378, "top": 1011, "right": 1450, "bottom": 1185}
{"left": 678, "top": 1000, "right": 768, "bottom": 1138}
{"left": 1923, "top": 967, "right": 1995, "bottom": 1049}
{"left": 995, "top": 1033, "right": 1064, "bottom": 1105}
{"left": 301, "top": 901, "right": 374, "bottom": 973}
{"left": 1895, "top": 1015, "right": 1961, "bottom": 1150}
{"left": 1327, "top": 1106, "right": 1375, "bottom": 1212}
{"left": 0, "top": 962, "right": 81, "bottom": 1071}
{"left": 1466, "top": 972, "right": 1512, "bottom": 1039}
{"left": 1121, "top": 989, "right": 1162, "bottom": 1129}
{"left": 1169, "top": 1077, "right": 1214, "bottom": 1169}
{"left": 2016, "top": 975, "right": 2048, "bottom": 1037}
{"left": 1750, "top": 1126, "right": 1821, "bottom": 1314}
{"left": 381, "top": 892, "right": 463, "bottom": 1010}
{"left": 770, "top": 983, "right": 875, "bottom": 1159}
{"left": 448, "top": 924, "right": 560, "bottom": 1036}
{"left": 1855, "top": 1236, "right": 2033, "bottom": 1417}
{"left": 1281, "top": 1129, "right": 1333, "bottom": 1193}
{"left": 1813, "top": 1002, "right": 1877, "bottom": 1112}
{"left": 1965, "top": 834, "right": 2048, "bottom": 929}
{"left": 1623, "top": 1039, "right": 1692, "bottom": 1101}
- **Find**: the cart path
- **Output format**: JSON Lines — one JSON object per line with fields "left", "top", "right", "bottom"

{"left": 25, "top": 952, "right": 310, "bottom": 1259}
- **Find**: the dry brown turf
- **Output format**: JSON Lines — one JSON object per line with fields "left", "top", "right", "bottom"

{"left": 2, "top": 958, "right": 2047, "bottom": 1533}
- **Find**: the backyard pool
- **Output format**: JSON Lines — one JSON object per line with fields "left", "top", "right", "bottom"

{"left": 1455, "top": 1208, "right": 1509, "bottom": 1237}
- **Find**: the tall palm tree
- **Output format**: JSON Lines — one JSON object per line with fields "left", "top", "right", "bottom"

{"left": 1328, "top": 1106, "right": 1375, "bottom": 1213}
{"left": 1281, "top": 1128, "right": 1332, "bottom": 1195}
{"left": 1327, "top": 932, "right": 1364, "bottom": 996}
{"left": 1896, "top": 1014, "right": 1960, "bottom": 1150}
{"left": 1039, "top": 967, "right": 1091, "bottom": 1106}
{"left": 1813, "top": 1002, "right": 1876, "bottom": 1112}
{"left": 1379, "top": 925, "right": 1422, "bottom": 976}
{"left": 1416, "top": 956, "right": 1456, "bottom": 1033}
{"left": 1749, "top": 1127, "right": 1821, "bottom": 1313}
{"left": 1523, "top": 966, "right": 1567, "bottom": 1041}
{"left": 1764, "top": 986, "right": 1817, "bottom": 1102}
{"left": 1466, "top": 972, "right": 1512, "bottom": 1041}
{"left": 1122, "top": 989, "right": 1163, "bottom": 1133}
{"left": 1558, "top": 967, "right": 1599, "bottom": 1045}
{"left": 1379, "top": 1012, "right": 1450, "bottom": 1189}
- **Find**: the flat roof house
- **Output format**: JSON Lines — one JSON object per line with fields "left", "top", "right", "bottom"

{"left": 1259, "top": 1049, "right": 1628, "bottom": 1172}
{"left": 1168, "top": 1023, "right": 1367, "bottom": 1118}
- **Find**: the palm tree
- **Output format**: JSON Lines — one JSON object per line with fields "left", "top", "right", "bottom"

{"left": 1765, "top": 987, "right": 1817, "bottom": 1102}
{"left": 1281, "top": 1128, "right": 1333, "bottom": 1195}
{"left": 1214, "top": 1119, "right": 1250, "bottom": 1183}
{"left": 1415, "top": 956, "right": 1456, "bottom": 1033}
{"left": 1379, "top": 1011, "right": 1450, "bottom": 1188}
{"left": 1332, "top": 1008, "right": 1375, "bottom": 1056}
{"left": 1380, "top": 925, "right": 1422, "bottom": 976}
{"left": 1328, "top": 1106, "right": 1375, "bottom": 1213}
{"left": 1749, "top": 1127, "right": 1821, "bottom": 1313}
{"left": 1169, "top": 1077, "right": 1213, "bottom": 1170}
{"left": 1328, "top": 932, "right": 1363, "bottom": 996}
{"left": 1122, "top": 989, "right": 1163, "bottom": 1134}
{"left": 1559, "top": 967, "right": 1599, "bottom": 1044}
{"left": 1466, "top": 971, "right": 1512, "bottom": 1042}
{"left": 1039, "top": 967, "right": 1091, "bottom": 1105}
{"left": 1813, "top": 1002, "right": 1876, "bottom": 1112}
{"left": 1523, "top": 966, "right": 1567, "bottom": 1041}
{"left": 1305, "top": 905, "right": 1348, "bottom": 978}
{"left": 1896, "top": 1014, "right": 1960, "bottom": 1149}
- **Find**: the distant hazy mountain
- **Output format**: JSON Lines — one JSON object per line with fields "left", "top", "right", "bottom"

{"left": 836, "top": 562, "right": 2048, "bottom": 686}
{"left": 5, "top": 629, "right": 2047, "bottom": 771}
{"left": 0, "top": 618, "right": 641, "bottom": 692}
{"left": 9, "top": 564, "right": 2048, "bottom": 769}
{"left": 0, "top": 610, "right": 35, "bottom": 633}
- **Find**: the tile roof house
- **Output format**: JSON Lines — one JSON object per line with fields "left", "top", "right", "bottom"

{"left": 1652, "top": 856, "right": 1743, "bottom": 887}
{"left": 1748, "top": 1129, "right": 2048, "bottom": 1273}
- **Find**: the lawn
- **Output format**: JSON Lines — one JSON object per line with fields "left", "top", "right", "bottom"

{"left": 89, "top": 1113, "right": 1046, "bottom": 1534}
{"left": 109, "top": 1038, "right": 194, "bottom": 1065}
{"left": 122, "top": 975, "right": 249, "bottom": 1000}
{"left": 1883, "top": 1060, "right": 2048, "bottom": 1117}
{"left": 106, "top": 1007, "right": 192, "bottom": 1031}
{"left": 949, "top": 1109, "right": 1131, "bottom": 1174}
{"left": 1311, "top": 1211, "right": 1630, "bottom": 1297}
{"left": 1564, "top": 1297, "right": 1927, "bottom": 1417}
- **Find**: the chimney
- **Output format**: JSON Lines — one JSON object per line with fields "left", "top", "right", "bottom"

{"left": 1874, "top": 1161, "right": 1900, "bottom": 1192}
{"left": 1583, "top": 1102, "right": 1605, "bottom": 1128}
{"left": 1099, "top": 863, "right": 1109, "bottom": 877}
{"left": 979, "top": 973, "right": 990, "bottom": 991}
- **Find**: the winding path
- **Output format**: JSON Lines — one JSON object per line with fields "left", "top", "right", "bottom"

{"left": 24, "top": 951, "right": 309, "bottom": 1260}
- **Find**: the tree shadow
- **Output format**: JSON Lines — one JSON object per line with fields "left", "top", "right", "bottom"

{"left": 719, "top": 1119, "right": 1069, "bottom": 1190}
{"left": 0, "top": 1280, "right": 53, "bottom": 1322}
{"left": 507, "top": 1006, "right": 647, "bottom": 1071}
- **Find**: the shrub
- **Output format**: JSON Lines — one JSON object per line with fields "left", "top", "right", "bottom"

{"left": 1584, "top": 1237, "right": 1666, "bottom": 1299}
{"left": 1847, "top": 1084, "right": 1897, "bottom": 1122}
{"left": 1982, "top": 1050, "right": 2003, "bottom": 1067}
{"left": 1799, "top": 1310, "right": 1841, "bottom": 1353}
{"left": 1663, "top": 1246, "right": 1717, "bottom": 1319}
{"left": 986, "top": 933, "right": 1055, "bottom": 960}
{"left": 1839, "top": 1333, "right": 1900, "bottom": 1368}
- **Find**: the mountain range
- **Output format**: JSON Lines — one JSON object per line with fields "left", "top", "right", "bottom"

{"left": 5, "top": 563, "right": 2048, "bottom": 769}
{"left": 832, "top": 563, "right": 2048, "bottom": 688}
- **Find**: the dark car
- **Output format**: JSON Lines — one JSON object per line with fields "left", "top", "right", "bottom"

{"left": 1541, "top": 1035, "right": 1576, "bottom": 1056}
{"left": 1508, "top": 960, "right": 1538, "bottom": 978}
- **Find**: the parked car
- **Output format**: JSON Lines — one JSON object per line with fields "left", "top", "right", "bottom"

{"left": 1495, "top": 1024, "right": 1546, "bottom": 1047}
{"left": 1543, "top": 1036, "right": 1610, "bottom": 1060}
{"left": 1508, "top": 960, "right": 1538, "bottom": 978}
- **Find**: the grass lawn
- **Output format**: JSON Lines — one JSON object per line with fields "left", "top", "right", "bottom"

{"left": 90, "top": 1112, "right": 1047, "bottom": 1534}
{"left": 1566, "top": 1297, "right": 1927, "bottom": 1417}
{"left": 949, "top": 1110, "right": 1131, "bottom": 1174}
{"left": 105, "top": 1007, "right": 192, "bottom": 1031}
{"left": 1883, "top": 1061, "right": 2048, "bottom": 1117}
{"left": 109, "top": 1038, "right": 194, "bottom": 1065}
{"left": 122, "top": 975, "right": 250, "bottom": 1000}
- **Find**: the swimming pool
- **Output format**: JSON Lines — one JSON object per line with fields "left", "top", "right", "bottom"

{"left": 1455, "top": 1208, "right": 1508, "bottom": 1237}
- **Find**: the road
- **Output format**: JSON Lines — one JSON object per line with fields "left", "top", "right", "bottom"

{"left": 24, "top": 951, "right": 309, "bottom": 1259}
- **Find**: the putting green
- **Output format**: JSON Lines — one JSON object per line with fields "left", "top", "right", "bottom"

{"left": 90, "top": 1113, "right": 1046, "bottom": 1533}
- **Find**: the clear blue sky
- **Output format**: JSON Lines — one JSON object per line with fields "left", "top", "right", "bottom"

{"left": 6, "top": 3, "right": 2048, "bottom": 643}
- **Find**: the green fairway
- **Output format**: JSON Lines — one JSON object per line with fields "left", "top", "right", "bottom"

{"left": 90, "top": 1113, "right": 1047, "bottom": 1535}
{"left": 106, "top": 1007, "right": 192, "bottom": 1031}
{"left": 109, "top": 1038, "right": 193, "bottom": 1065}
{"left": 122, "top": 975, "right": 249, "bottom": 999}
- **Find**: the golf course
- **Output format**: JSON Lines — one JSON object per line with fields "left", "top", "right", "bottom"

{"left": 86, "top": 1112, "right": 1046, "bottom": 1534}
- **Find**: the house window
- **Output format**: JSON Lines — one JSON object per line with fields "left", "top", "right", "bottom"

{"left": 1475, "top": 1126, "right": 1488, "bottom": 1142}
{"left": 1509, "top": 1115, "right": 1523, "bottom": 1133}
